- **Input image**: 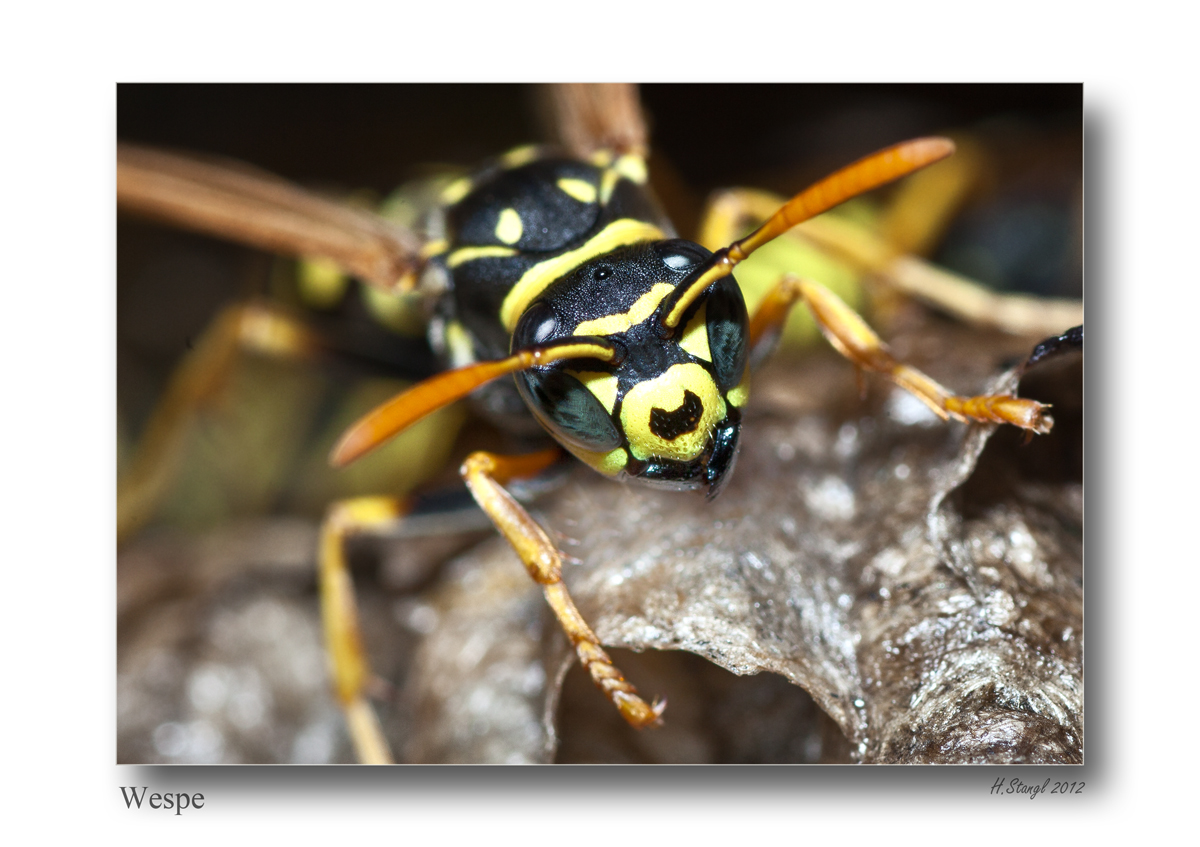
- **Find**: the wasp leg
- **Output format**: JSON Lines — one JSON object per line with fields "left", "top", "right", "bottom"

{"left": 751, "top": 276, "right": 1054, "bottom": 434}
{"left": 461, "top": 449, "right": 666, "bottom": 729}
{"left": 118, "top": 302, "right": 323, "bottom": 542}
{"left": 694, "top": 188, "right": 782, "bottom": 252}
{"left": 697, "top": 187, "right": 1082, "bottom": 339}
{"left": 319, "top": 496, "right": 416, "bottom": 764}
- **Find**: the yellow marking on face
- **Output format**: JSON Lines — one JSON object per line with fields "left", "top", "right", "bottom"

{"left": 600, "top": 168, "right": 620, "bottom": 204}
{"left": 441, "top": 176, "right": 473, "bottom": 205}
{"left": 622, "top": 363, "right": 726, "bottom": 463}
{"left": 444, "top": 320, "right": 476, "bottom": 367}
{"left": 615, "top": 154, "right": 648, "bottom": 184}
{"left": 501, "top": 145, "right": 540, "bottom": 169}
{"left": 726, "top": 367, "right": 751, "bottom": 408}
{"left": 557, "top": 177, "right": 597, "bottom": 204}
{"left": 495, "top": 208, "right": 523, "bottom": 245}
{"left": 572, "top": 282, "right": 673, "bottom": 337}
{"left": 499, "top": 218, "right": 667, "bottom": 332}
{"left": 419, "top": 238, "right": 449, "bottom": 258}
{"left": 567, "top": 370, "right": 620, "bottom": 414}
{"left": 679, "top": 302, "right": 711, "bottom": 362}
{"left": 447, "top": 245, "right": 519, "bottom": 268}
{"left": 570, "top": 444, "right": 628, "bottom": 477}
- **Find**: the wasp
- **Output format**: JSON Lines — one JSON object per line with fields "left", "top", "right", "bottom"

{"left": 118, "top": 85, "right": 1081, "bottom": 763}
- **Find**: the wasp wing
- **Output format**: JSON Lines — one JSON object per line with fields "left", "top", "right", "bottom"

{"left": 117, "top": 143, "right": 425, "bottom": 292}
{"left": 539, "top": 83, "right": 649, "bottom": 160}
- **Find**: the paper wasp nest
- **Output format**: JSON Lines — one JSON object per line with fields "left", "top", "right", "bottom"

{"left": 405, "top": 323, "right": 1083, "bottom": 764}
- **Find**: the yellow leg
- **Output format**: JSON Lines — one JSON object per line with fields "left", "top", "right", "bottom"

{"left": 751, "top": 275, "right": 1054, "bottom": 434}
{"left": 319, "top": 495, "right": 414, "bottom": 764}
{"left": 697, "top": 186, "right": 1082, "bottom": 340}
{"left": 118, "top": 301, "right": 324, "bottom": 542}
{"left": 461, "top": 449, "right": 665, "bottom": 729}
{"left": 695, "top": 188, "right": 782, "bottom": 252}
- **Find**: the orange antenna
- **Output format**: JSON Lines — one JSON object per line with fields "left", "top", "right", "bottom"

{"left": 330, "top": 339, "right": 618, "bottom": 467}
{"left": 658, "top": 137, "right": 956, "bottom": 332}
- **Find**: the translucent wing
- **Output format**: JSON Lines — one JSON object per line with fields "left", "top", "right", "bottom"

{"left": 117, "top": 143, "right": 425, "bottom": 292}
{"left": 540, "top": 83, "right": 649, "bottom": 159}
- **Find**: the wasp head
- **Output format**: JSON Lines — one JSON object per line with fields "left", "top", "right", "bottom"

{"left": 511, "top": 239, "right": 749, "bottom": 499}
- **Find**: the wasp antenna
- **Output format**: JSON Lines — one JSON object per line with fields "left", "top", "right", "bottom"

{"left": 659, "top": 137, "right": 956, "bottom": 331}
{"left": 329, "top": 339, "right": 619, "bottom": 467}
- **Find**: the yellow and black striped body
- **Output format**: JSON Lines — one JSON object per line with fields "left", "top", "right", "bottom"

{"left": 421, "top": 146, "right": 751, "bottom": 496}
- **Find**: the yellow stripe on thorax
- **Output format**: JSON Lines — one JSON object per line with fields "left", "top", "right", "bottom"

{"left": 447, "top": 245, "right": 519, "bottom": 268}
{"left": 499, "top": 219, "right": 666, "bottom": 332}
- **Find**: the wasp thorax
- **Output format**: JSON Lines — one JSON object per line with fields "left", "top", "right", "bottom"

{"left": 511, "top": 240, "right": 750, "bottom": 497}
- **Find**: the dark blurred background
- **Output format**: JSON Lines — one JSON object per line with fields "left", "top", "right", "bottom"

{"left": 116, "top": 83, "right": 1081, "bottom": 205}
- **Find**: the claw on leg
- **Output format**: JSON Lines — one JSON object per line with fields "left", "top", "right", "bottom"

{"left": 751, "top": 275, "right": 1053, "bottom": 435}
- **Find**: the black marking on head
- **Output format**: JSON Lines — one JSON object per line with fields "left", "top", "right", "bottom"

{"left": 649, "top": 390, "right": 704, "bottom": 441}
{"left": 621, "top": 408, "right": 742, "bottom": 497}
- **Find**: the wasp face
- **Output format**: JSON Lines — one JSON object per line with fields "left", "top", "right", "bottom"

{"left": 511, "top": 240, "right": 749, "bottom": 498}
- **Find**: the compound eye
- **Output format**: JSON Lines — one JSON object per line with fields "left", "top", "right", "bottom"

{"left": 513, "top": 300, "right": 560, "bottom": 348}
{"left": 517, "top": 369, "right": 622, "bottom": 452}
{"left": 654, "top": 239, "right": 712, "bottom": 273}
{"left": 704, "top": 277, "right": 749, "bottom": 391}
